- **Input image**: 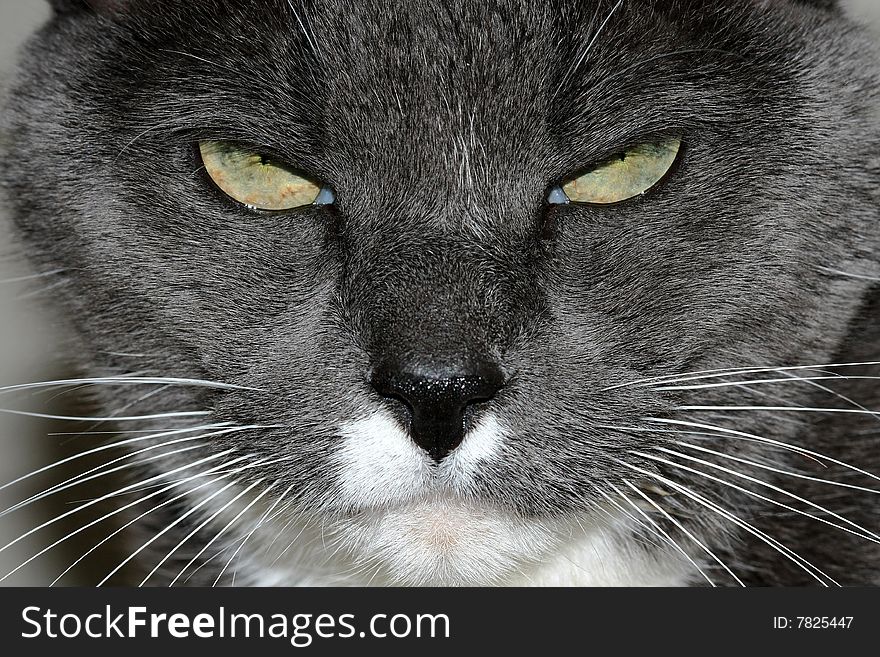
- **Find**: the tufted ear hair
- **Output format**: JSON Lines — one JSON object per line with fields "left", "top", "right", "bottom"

{"left": 49, "top": 0, "right": 128, "bottom": 14}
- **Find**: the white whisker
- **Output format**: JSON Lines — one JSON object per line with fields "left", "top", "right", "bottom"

{"left": 0, "top": 423, "right": 230, "bottom": 495}
{"left": 0, "top": 408, "right": 210, "bottom": 422}
{"left": 621, "top": 479, "right": 744, "bottom": 586}
{"left": 640, "top": 448, "right": 880, "bottom": 544}
{"left": 171, "top": 483, "right": 293, "bottom": 587}
{"left": 50, "top": 473, "right": 242, "bottom": 586}
{"left": 593, "top": 486, "right": 666, "bottom": 548}
{"left": 1, "top": 453, "right": 251, "bottom": 583}
{"left": 0, "top": 424, "right": 275, "bottom": 517}
{"left": 555, "top": 0, "right": 624, "bottom": 97}
{"left": 1, "top": 442, "right": 206, "bottom": 518}
{"left": 0, "top": 268, "right": 65, "bottom": 285}
{"left": 818, "top": 266, "right": 880, "bottom": 281}
{"left": 140, "top": 479, "right": 272, "bottom": 587}
{"left": 616, "top": 459, "right": 838, "bottom": 586}
{"left": 604, "top": 361, "right": 880, "bottom": 392}
{"left": 654, "top": 374, "right": 880, "bottom": 392}
{"left": 643, "top": 418, "right": 867, "bottom": 472}
{"left": 678, "top": 404, "right": 880, "bottom": 417}
{"left": 671, "top": 440, "right": 879, "bottom": 495}
{"left": 210, "top": 483, "right": 287, "bottom": 587}
{"left": 603, "top": 483, "right": 716, "bottom": 586}
{"left": 99, "top": 478, "right": 257, "bottom": 587}
{"left": 0, "top": 376, "right": 256, "bottom": 396}
{"left": 0, "top": 449, "right": 238, "bottom": 560}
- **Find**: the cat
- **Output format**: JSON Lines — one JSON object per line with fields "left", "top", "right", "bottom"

{"left": 0, "top": 0, "right": 879, "bottom": 586}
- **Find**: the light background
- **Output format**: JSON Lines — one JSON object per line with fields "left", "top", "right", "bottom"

{"left": 0, "top": 0, "right": 878, "bottom": 584}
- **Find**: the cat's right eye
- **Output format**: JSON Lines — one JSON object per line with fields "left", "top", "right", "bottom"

{"left": 199, "top": 140, "right": 333, "bottom": 211}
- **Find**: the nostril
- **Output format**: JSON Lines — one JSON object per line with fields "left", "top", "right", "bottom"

{"left": 370, "top": 359, "right": 504, "bottom": 461}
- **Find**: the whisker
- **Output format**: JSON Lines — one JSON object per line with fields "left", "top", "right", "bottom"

{"left": 602, "top": 483, "right": 716, "bottom": 586}
{"left": 210, "top": 483, "right": 286, "bottom": 587}
{"left": 1, "top": 442, "right": 206, "bottom": 518}
{"left": 15, "top": 279, "right": 69, "bottom": 301}
{"left": 668, "top": 419, "right": 880, "bottom": 477}
{"left": 616, "top": 459, "right": 838, "bottom": 586}
{"left": 0, "top": 423, "right": 230, "bottom": 495}
{"left": 0, "top": 408, "right": 211, "bottom": 422}
{"left": 653, "top": 374, "right": 880, "bottom": 392}
{"left": 678, "top": 405, "right": 880, "bottom": 417}
{"left": 99, "top": 479, "right": 260, "bottom": 586}
{"left": 775, "top": 370, "right": 880, "bottom": 424}
{"left": 0, "top": 268, "right": 66, "bottom": 285}
{"left": 285, "top": 0, "right": 320, "bottom": 58}
{"left": 269, "top": 519, "right": 312, "bottom": 568}
{"left": 50, "top": 473, "right": 243, "bottom": 586}
{"left": 181, "top": 544, "right": 235, "bottom": 585}
{"left": 0, "top": 424, "right": 272, "bottom": 517}
{"left": 592, "top": 486, "right": 669, "bottom": 552}
{"left": 671, "top": 440, "right": 880, "bottom": 495}
{"left": 818, "top": 266, "right": 880, "bottom": 282}
{"left": 1, "top": 454, "right": 251, "bottom": 584}
{"left": 0, "top": 376, "right": 259, "bottom": 396}
{"left": 604, "top": 361, "right": 880, "bottom": 392}
{"left": 171, "top": 483, "right": 293, "bottom": 587}
{"left": 604, "top": 419, "right": 827, "bottom": 466}
{"left": 140, "top": 479, "right": 273, "bottom": 587}
{"left": 0, "top": 449, "right": 238, "bottom": 559}
{"left": 554, "top": 0, "right": 624, "bottom": 97}
{"left": 620, "top": 479, "right": 744, "bottom": 586}
{"left": 70, "top": 384, "right": 176, "bottom": 436}
{"left": 639, "top": 449, "right": 880, "bottom": 544}
{"left": 643, "top": 418, "right": 848, "bottom": 469}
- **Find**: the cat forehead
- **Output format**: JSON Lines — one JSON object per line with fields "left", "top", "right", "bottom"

{"left": 151, "top": 0, "right": 728, "bottom": 124}
{"left": 151, "top": 0, "right": 717, "bottom": 75}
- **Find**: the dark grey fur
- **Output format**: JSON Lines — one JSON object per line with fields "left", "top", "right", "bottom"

{"left": 1, "top": 0, "right": 879, "bottom": 585}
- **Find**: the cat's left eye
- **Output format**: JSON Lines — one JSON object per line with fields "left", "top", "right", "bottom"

{"left": 550, "top": 137, "right": 682, "bottom": 206}
{"left": 199, "top": 140, "right": 334, "bottom": 211}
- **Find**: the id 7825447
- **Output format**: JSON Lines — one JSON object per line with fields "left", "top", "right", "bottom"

{"left": 773, "top": 617, "right": 854, "bottom": 630}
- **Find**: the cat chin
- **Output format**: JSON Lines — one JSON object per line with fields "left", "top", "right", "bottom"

{"left": 221, "top": 412, "right": 696, "bottom": 585}
{"left": 234, "top": 498, "right": 695, "bottom": 587}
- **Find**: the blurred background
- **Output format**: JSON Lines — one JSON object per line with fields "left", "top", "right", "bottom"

{"left": 0, "top": 0, "right": 879, "bottom": 585}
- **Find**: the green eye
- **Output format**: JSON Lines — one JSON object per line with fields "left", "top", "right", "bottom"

{"left": 557, "top": 137, "right": 682, "bottom": 205}
{"left": 199, "top": 140, "right": 330, "bottom": 211}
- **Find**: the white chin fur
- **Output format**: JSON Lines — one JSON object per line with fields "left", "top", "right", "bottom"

{"left": 238, "top": 499, "right": 694, "bottom": 586}
{"left": 226, "top": 412, "right": 694, "bottom": 586}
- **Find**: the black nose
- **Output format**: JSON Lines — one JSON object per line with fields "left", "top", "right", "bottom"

{"left": 371, "top": 360, "right": 505, "bottom": 461}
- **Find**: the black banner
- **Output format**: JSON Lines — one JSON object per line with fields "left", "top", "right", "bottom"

{"left": 0, "top": 587, "right": 876, "bottom": 654}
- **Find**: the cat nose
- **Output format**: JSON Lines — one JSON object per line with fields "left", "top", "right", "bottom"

{"left": 370, "top": 360, "right": 505, "bottom": 461}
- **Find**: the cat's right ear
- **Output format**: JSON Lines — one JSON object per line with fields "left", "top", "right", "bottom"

{"left": 49, "top": 0, "right": 126, "bottom": 15}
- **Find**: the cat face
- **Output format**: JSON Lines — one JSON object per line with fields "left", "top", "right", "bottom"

{"left": 3, "top": 0, "right": 879, "bottom": 585}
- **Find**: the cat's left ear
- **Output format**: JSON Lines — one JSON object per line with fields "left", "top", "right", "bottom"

{"left": 49, "top": 0, "right": 127, "bottom": 14}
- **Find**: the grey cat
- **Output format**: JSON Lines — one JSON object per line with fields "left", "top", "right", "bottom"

{"left": 1, "top": 0, "right": 879, "bottom": 586}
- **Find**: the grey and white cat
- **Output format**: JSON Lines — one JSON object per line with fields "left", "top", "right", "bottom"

{"left": 1, "top": 0, "right": 879, "bottom": 586}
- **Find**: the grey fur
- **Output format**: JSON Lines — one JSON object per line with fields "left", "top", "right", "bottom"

{"left": 1, "top": 0, "right": 879, "bottom": 585}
